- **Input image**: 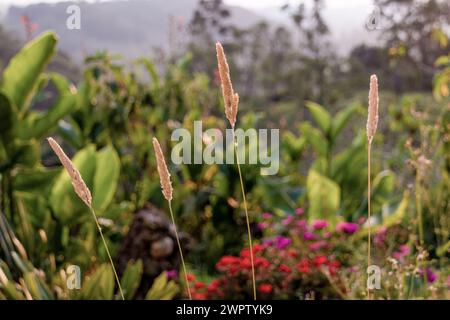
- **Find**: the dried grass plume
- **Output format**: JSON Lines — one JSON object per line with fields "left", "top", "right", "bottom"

{"left": 152, "top": 137, "right": 173, "bottom": 201}
{"left": 366, "top": 74, "right": 379, "bottom": 143}
{"left": 47, "top": 137, "right": 92, "bottom": 207}
{"left": 216, "top": 42, "right": 238, "bottom": 127}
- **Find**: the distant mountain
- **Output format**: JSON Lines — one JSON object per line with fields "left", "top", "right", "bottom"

{"left": 3, "top": 0, "right": 380, "bottom": 64}
{"left": 4, "top": 0, "right": 266, "bottom": 63}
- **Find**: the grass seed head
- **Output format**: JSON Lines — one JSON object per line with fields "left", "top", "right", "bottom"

{"left": 216, "top": 42, "right": 238, "bottom": 127}
{"left": 367, "top": 74, "right": 379, "bottom": 143}
{"left": 152, "top": 137, "right": 173, "bottom": 201}
{"left": 47, "top": 137, "right": 92, "bottom": 208}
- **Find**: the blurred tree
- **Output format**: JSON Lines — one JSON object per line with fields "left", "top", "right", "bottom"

{"left": 374, "top": 0, "right": 450, "bottom": 91}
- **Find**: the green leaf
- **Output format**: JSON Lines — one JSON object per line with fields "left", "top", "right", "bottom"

{"left": 19, "top": 74, "right": 76, "bottom": 140}
{"left": 331, "top": 103, "right": 360, "bottom": 139}
{"left": 92, "top": 145, "right": 120, "bottom": 212}
{"left": 120, "top": 260, "right": 143, "bottom": 300}
{"left": 80, "top": 264, "right": 114, "bottom": 300}
{"left": 331, "top": 134, "right": 365, "bottom": 180}
{"left": 0, "top": 93, "right": 16, "bottom": 145}
{"left": 145, "top": 272, "right": 179, "bottom": 300}
{"left": 1, "top": 32, "right": 57, "bottom": 111}
{"left": 305, "top": 101, "right": 331, "bottom": 134}
{"left": 371, "top": 170, "right": 396, "bottom": 207}
{"left": 352, "top": 191, "right": 409, "bottom": 240}
{"left": 12, "top": 167, "right": 60, "bottom": 195}
{"left": 12, "top": 141, "right": 40, "bottom": 168}
{"left": 50, "top": 145, "right": 96, "bottom": 224}
{"left": 306, "top": 170, "right": 340, "bottom": 223}
{"left": 299, "top": 122, "right": 328, "bottom": 157}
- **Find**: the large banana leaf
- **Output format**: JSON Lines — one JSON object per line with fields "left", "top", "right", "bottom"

{"left": 1, "top": 32, "right": 57, "bottom": 111}
{"left": 19, "top": 73, "right": 76, "bottom": 140}
{"left": 92, "top": 145, "right": 120, "bottom": 213}
{"left": 306, "top": 169, "right": 340, "bottom": 224}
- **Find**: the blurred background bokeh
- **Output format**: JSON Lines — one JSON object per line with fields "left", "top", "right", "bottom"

{"left": 0, "top": 0, "right": 449, "bottom": 300}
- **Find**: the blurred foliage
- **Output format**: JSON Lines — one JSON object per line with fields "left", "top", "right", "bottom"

{"left": 0, "top": 0, "right": 449, "bottom": 299}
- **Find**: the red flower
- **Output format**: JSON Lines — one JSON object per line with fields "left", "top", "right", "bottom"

{"left": 240, "top": 258, "right": 253, "bottom": 270}
{"left": 208, "top": 279, "right": 221, "bottom": 293}
{"left": 296, "top": 259, "right": 309, "bottom": 273}
{"left": 229, "top": 265, "right": 238, "bottom": 275}
{"left": 255, "top": 257, "right": 270, "bottom": 269}
{"left": 186, "top": 274, "right": 196, "bottom": 282}
{"left": 194, "top": 293, "right": 207, "bottom": 300}
{"left": 216, "top": 255, "right": 240, "bottom": 269}
{"left": 327, "top": 260, "right": 341, "bottom": 275}
{"left": 313, "top": 255, "right": 328, "bottom": 267}
{"left": 287, "top": 250, "right": 298, "bottom": 258}
{"left": 253, "top": 244, "right": 264, "bottom": 253}
{"left": 195, "top": 281, "right": 205, "bottom": 289}
{"left": 278, "top": 264, "right": 292, "bottom": 273}
{"left": 258, "top": 283, "right": 273, "bottom": 294}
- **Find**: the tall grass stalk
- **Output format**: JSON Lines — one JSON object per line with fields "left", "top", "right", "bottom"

{"left": 152, "top": 137, "right": 192, "bottom": 300}
{"left": 47, "top": 137, "right": 125, "bottom": 300}
{"left": 216, "top": 42, "right": 256, "bottom": 300}
{"left": 366, "top": 75, "right": 379, "bottom": 300}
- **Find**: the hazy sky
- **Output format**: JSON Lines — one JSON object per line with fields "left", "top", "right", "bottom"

{"left": 2, "top": 0, "right": 373, "bottom": 10}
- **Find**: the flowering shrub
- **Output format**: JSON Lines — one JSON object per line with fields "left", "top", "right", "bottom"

{"left": 187, "top": 209, "right": 448, "bottom": 300}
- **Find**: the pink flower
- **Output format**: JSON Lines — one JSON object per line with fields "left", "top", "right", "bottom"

{"left": 257, "top": 222, "right": 268, "bottom": 230}
{"left": 295, "top": 208, "right": 304, "bottom": 215}
{"left": 393, "top": 244, "right": 410, "bottom": 260}
{"left": 374, "top": 227, "right": 387, "bottom": 246}
{"left": 166, "top": 269, "right": 177, "bottom": 280}
{"left": 309, "top": 240, "right": 327, "bottom": 251}
{"left": 296, "top": 220, "right": 307, "bottom": 228}
{"left": 336, "top": 222, "right": 359, "bottom": 234}
{"left": 282, "top": 216, "right": 294, "bottom": 225}
{"left": 420, "top": 268, "right": 437, "bottom": 283}
{"left": 303, "top": 232, "right": 315, "bottom": 240}
{"left": 312, "top": 219, "right": 328, "bottom": 230}
{"left": 262, "top": 213, "right": 272, "bottom": 219}
{"left": 275, "top": 236, "right": 291, "bottom": 249}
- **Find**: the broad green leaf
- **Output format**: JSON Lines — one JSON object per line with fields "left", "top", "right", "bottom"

{"left": 331, "top": 103, "right": 360, "bottom": 139}
{"left": 12, "top": 167, "right": 60, "bottom": 195}
{"left": 120, "top": 260, "right": 143, "bottom": 300}
{"left": 437, "top": 240, "right": 450, "bottom": 257}
{"left": 306, "top": 170, "right": 340, "bottom": 223}
{"left": 19, "top": 74, "right": 76, "bottom": 140}
{"left": 80, "top": 264, "right": 114, "bottom": 300}
{"left": 50, "top": 144, "right": 96, "bottom": 224}
{"left": 1, "top": 32, "right": 57, "bottom": 111}
{"left": 0, "top": 93, "right": 16, "bottom": 145}
{"left": 352, "top": 191, "right": 409, "bottom": 240}
{"left": 371, "top": 170, "right": 395, "bottom": 207}
{"left": 145, "top": 272, "right": 179, "bottom": 300}
{"left": 306, "top": 101, "right": 331, "bottom": 134}
{"left": 299, "top": 122, "right": 328, "bottom": 157}
{"left": 435, "top": 55, "right": 450, "bottom": 67}
{"left": 15, "top": 191, "right": 51, "bottom": 229}
{"left": 12, "top": 141, "right": 40, "bottom": 168}
{"left": 92, "top": 145, "right": 120, "bottom": 212}
{"left": 331, "top": 134, "right": 365, "bottom": 180}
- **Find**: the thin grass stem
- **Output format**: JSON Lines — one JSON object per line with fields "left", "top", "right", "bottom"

{"left": 168, "top": 201, "right": 192, "bottom": 300}
{"left": 367, "top": 141, "right": 372, "bottom": 300}
{"left": 89, "top": 207, "right": 125, "bottom": 300}
{"left": 232, "top": 129, "right": 256, "bottom": 300}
